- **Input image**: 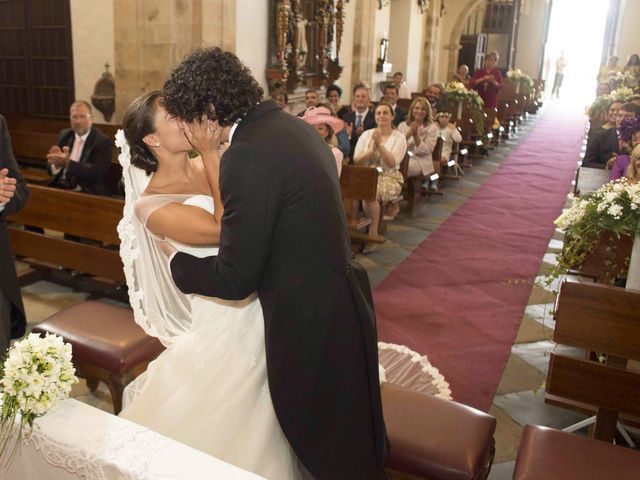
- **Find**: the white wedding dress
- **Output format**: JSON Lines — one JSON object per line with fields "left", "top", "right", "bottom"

{"left": 119, "top": 195, "right": 309, "bottom": 480}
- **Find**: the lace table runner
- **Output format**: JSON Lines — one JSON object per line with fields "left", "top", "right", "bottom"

{"left": 4, "top": 399, "right": 264, "bottom": 480}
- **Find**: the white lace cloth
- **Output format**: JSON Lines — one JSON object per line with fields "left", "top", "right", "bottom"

{"left": 4, "top": 399, "right": 264, "bottom": 480}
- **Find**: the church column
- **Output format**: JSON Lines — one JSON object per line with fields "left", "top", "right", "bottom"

{"left": 113, "top": 0, "right": 205, "bottom": 123}
{"left": 350, "top": 0, "right": 377, "bottom": 90}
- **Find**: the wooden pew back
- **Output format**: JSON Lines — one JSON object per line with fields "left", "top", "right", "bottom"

{"left": 547, "top": 280, "right": 640, "bottom": 441}
{"left": 8, "top": 185, "right": 125, "bottom": 283}
{"left": 339, "top": 165, "right": 378, "bottom": 233}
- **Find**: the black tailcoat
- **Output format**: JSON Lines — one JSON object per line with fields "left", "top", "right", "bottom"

{"left": 0, "top": 114, "right": 29, "bottom": 338}
{"left": 49, "top": 126, "right": 113, "bottom": 195}
{"left": 171, "top": 101, "right": 387, "bottom": 479}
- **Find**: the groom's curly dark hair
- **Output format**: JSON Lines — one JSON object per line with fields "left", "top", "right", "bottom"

{"left": 162, "top": 47, "right": 264, "bottom": 126}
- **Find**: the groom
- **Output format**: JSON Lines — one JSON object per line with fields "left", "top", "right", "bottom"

{"left": 163, "top": 48, "right": 387, "bottom": 479}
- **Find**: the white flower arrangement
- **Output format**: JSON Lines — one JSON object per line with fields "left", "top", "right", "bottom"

{"left": 545, "top": 178, "right": 640, "bottom": 285}
{"left": 0, "top": 333, "right": 78, "bottom": 465}
{"left": 444, "top": 81, "right": 484, "bottom": 110}
{"left": 506, "top": 69, "right": 534, "bottom": 89}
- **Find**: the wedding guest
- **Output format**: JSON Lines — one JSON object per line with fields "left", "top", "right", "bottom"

{"left": 551, "top": 51, "right": 568, "bottom": 99}
{"left": 435, "top": 111, "right": 462, "bottom": 166}
{"left": 317, "top": 101, "right": 350, "bottom": 158}
{"left": 609, "top": 117, "right": 640, "bottom": 180}
{"left": 626, "top": 144, "right": 640, "bottom": 182}
{"left": 272, "top": 90, "right": 289, "bottom": 112}
{"left": 392, "top": 71, "right": 412, "bottom": 99}
{"left": 353, "top": 102, "right": 407, "bottom": 244}
{"left": 596, "top": 82, "right": 611, "bottom": 96}
{"left": 624, "top": 54, "right": 640, "bottom": 88}
{"left": 397, "top": 97, "right": 438, "bottom": 179}
{"left": 424, "top": 83, "right": 447, "bottom": 115}
{"left": 453, "top": 65, "right": 470, "bottom": 86}
{"left": 297, "top": 89, "right": 319, "bottom": 116}
{"left": 598, "top": 55, "right": 621, "bottom": 84}
{"left": 46, "top": 100, "right": 113, "bottom": 196}
{"left": 301, "top": 106, "right": 345, "bottom": 176}
{"left": 382, "top": 84, "right": 407, "bottom": 127}
{"left": 326, "top": 84, "right": 350, "bottom": 119}
{"left": 343, "top": 83, "right": 376, "bottom": 159}
{"left": 584, "top": 102, "right": 639, "bottom": 168}
{"left": 0, "top": 114, "right": 29, "bottom": 358}
{"left": 631, "top": 95, "right": 640, "bottom": 107}
{"left": 469, "top": 51, "right": 504, "bottom": 110}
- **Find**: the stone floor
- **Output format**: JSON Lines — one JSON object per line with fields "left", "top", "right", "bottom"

{"left": 14, "top": 111, "right": 640, "bottom": 478}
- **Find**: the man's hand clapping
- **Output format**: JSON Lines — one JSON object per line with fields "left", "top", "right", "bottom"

{"left": 46, "top": 145, "right": 71, "bottom": 168}
{"left": 0, "top": 168, "right": 17, "bottom": 204}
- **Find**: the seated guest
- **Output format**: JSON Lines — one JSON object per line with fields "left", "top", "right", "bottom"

{"left": 343, "top": 83, "right": 376, "bottom": 159}
{"left": 297, "top": 89, "right": 319, "bottom": 116}
{"left": 596, "top": 82, "right": 611, "bottom": 96}
{"left": 624, "top": 54, "right": 640, "bottom": 88}
{"left": 317, "top": 102, "right": 350, "bottom": 159}
{"left": 435, "top": 111, "right": 463, "bottom": 167}
{"left": 0, "top": 114, "right": 29, "bottom": 357}
{"left": 301, "top": 106, "right": 345, "bottom": 177}
{"left": 609, "top": 117, "right": 640, "bottom": 180}
{"left": 272, "top": 90, "right": 289, "bottom": 112}
{"left": 326, "top": 84, "right": 350, "bottom": 119}
{"left": 469, "top": 51, "right": 504, "bottom": 111}
{"left": 354, "top": 102, "right": 407, "bottom": 242}
{"left": 397, "top": 97, "right": 438, "bottom": 178}
{"left": 382, "top": 84, "right": 407, "bottom": 127}
{"left": 46, "top": 100, "right": 113, "bottom": 196}
{"left": 626, "top": 144, "right": 640, "bottom": 183}
{"left": 588, "top": 99, "right": 622, "bottom": 137}
{"left": 392, "top": 72, "right": 412, "bottom": 99}
{"left": 584, "top": 102, "right": 640, "bottom": 168}
{"left": 598, "top": 55, "right": 621, "bottom": 84}
{"left": 452, "top": 64, "right": 470, "bottom": 86}
{"left": 425, "top": 83, "right": 447, "bottom": 115}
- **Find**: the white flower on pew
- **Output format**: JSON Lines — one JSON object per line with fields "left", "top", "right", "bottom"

{"left": 545, "top": 178, "right": 640, "bottom": 287}
{"left": 0, "top": 333, "right": 78, "bottom": 466}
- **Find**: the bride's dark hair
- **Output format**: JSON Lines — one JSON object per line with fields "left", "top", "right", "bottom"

{"left": 122, "top": 90, "right": 162, "bottom": 175}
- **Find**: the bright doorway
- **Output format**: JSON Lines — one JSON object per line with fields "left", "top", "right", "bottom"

{"left": 542, "top": 0, "right": 611, "bottom": 105}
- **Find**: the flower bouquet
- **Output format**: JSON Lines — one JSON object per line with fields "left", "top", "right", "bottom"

{"left": 506, "top": 69, "right": 534, "bottom": 94}
{"left": 444, "top": 81, "right": 484, "bottom": 118}
{"left": 0, "top": 333, "right": 78, "bottom": 465}
{"left": 545, "top": 179, "right": 640, "bottom": 286}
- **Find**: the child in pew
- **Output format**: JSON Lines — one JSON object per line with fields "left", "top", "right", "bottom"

{"left": 435, "top": 112, "right": 462, "bottom": 168}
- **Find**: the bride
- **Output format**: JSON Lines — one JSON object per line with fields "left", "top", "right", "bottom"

{"left": 116, "top": 90, "right": 309, "bottom": 479}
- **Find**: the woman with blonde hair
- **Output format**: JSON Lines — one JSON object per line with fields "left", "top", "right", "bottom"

{"left": 626, "top": 144, "right": 640, "bottom": 182}
{"left": 397, "top": 96, "right": 439, "bottom": 181}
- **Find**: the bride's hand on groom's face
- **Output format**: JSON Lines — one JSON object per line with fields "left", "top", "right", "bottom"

{"left": 182, "top": 114, "right": 222, "bottom": 160}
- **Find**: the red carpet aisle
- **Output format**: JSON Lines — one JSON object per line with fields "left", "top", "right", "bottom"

{"left": 373, "top": 105, "right": 586, "bottom": 411}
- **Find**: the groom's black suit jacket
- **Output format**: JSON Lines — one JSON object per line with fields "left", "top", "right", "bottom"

{"left": 171, "top": 101, "right": 387, "bottom": 479}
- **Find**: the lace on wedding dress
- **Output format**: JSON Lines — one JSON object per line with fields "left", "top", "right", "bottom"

{"left": 115, "top": 130, "right": 194, "bottom": 347}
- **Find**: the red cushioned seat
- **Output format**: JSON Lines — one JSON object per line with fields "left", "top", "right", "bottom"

{"left": 382, "top": 383, "right": 496, "bottom": 480}
{"left": 32, "top": 301, "right": 164, "bottom": 413}
{"left": 514, "top": 425, "right": 640, "bottom": 479}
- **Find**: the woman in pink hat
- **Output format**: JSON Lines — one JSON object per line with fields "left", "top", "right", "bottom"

{"left": 301, "top": 106, "right": 345, "bottom": 176}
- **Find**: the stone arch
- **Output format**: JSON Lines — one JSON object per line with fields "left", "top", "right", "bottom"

{"left": 446, "top": 0, "right": 485, "bottom": 79}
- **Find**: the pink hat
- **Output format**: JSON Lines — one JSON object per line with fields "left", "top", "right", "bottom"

{"left": 301, "top": 106, "right": 345, "bottom": 133}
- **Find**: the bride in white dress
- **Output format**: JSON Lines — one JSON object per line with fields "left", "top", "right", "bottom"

{"left": 116, "top": 90, "right": 309, "bottom": 479}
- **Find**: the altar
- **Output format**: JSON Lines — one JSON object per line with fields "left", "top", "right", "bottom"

{"left": 4, "top": 399, "right": 264, "bottom": 480}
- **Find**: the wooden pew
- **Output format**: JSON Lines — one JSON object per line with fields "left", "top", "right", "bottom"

{"left": 339, "top": 164, "right": 386, "bottom": 249}
{"left": 8, "top": 184, "right": 125, "bottom": 294}
{"left": 547, "top": 280, "right": 640, "bottom": 436}
{"left": 400, "top": 137, "right": 444, "bottom": 214}
{"left": 513, "top": 280, "right": 640, "bottom": 479}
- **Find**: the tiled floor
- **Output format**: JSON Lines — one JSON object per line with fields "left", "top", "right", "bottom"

{"left": 15, "top": 111, "right": 639, "bottom": 478}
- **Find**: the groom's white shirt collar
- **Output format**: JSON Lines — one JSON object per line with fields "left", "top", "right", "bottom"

{"left": 228, "top": 121, "right": 239, "bottom": 145}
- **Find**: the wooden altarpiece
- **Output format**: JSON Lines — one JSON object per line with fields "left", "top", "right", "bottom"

{"left": 266, "top": 0, "right": 347, "bottom": 93}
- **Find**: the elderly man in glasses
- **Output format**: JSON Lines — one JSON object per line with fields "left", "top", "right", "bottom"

{"left": 46, "top": 100, "right": 113, "bottom": 196}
